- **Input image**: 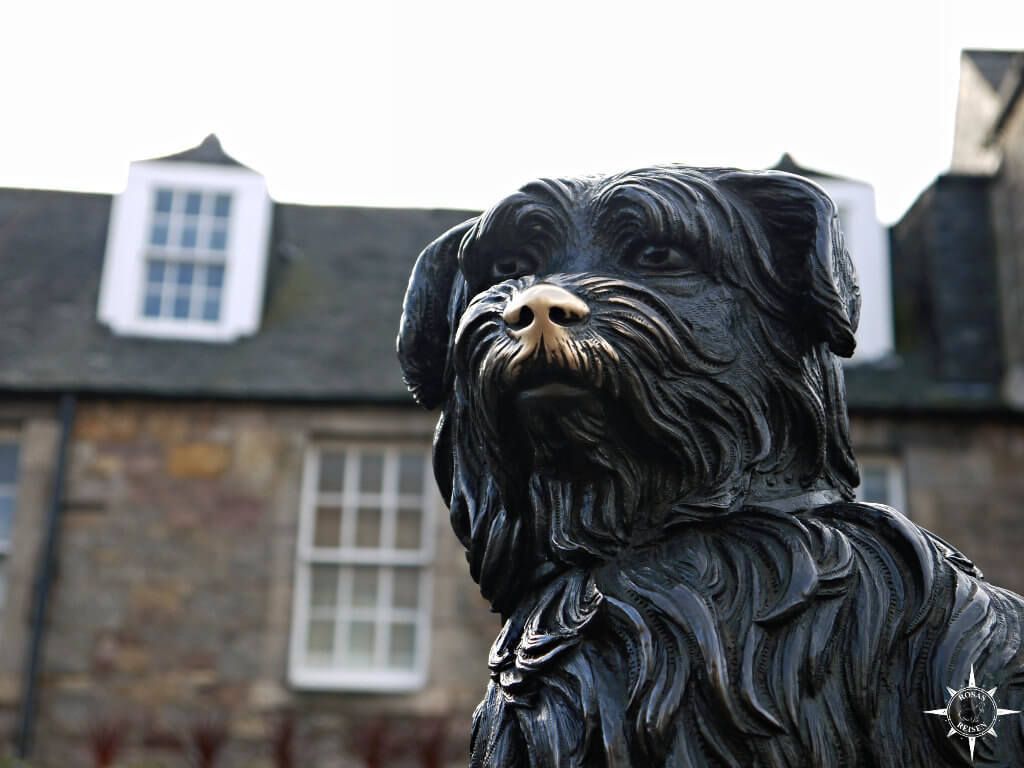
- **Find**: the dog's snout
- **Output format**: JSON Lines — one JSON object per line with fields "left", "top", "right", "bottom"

{"left": 502, "top": 284, "right": 590, "bottom": 335}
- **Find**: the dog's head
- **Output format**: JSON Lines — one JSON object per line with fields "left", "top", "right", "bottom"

{"left": 398, "top": 166, "right": 861, "bottom": 611}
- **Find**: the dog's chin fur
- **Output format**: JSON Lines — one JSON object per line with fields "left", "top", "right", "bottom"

{"left": 399, "top": 167, "right": 1024, "bottom": 767}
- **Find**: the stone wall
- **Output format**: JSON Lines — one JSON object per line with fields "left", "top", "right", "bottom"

{"left": 2, "top": 400, "right": 1022, "bottom": 766}
{"left": 851, "top": 413, "right": 1024, "bottom": 596}
{"left": 14, "top": 400, "right": 497, "bottom": 768}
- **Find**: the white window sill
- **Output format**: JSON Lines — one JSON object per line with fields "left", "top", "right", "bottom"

{"left": 289, "top": 666, "right": 427, "bottom": 693}
{"left": 104, "top": 316, "right": 247, "bottom": 344}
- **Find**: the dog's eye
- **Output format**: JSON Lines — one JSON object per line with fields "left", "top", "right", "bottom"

{"left": 491, "top": 254, "right": 537, "bottom": 281}
{"left": 629, "top": 244, "right": 693, "bottom": 272}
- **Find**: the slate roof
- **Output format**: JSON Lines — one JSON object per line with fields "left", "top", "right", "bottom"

{"left": 144, "top": 134, "right": 249, "bottom": 169}
{"left": 769, "top": 154, "right": 854, "bottom": 182}
{"left": 0, "top": 170, "right": 1012, "bottom": 413}
{"left": 991, "top": 53, "right": 1024, "bottom": 140}
{"left": 0, "top": 185, "right": 473, "bottom": 403}
{"left": 964, "top": 49, "right": 1018, "bottom": 93}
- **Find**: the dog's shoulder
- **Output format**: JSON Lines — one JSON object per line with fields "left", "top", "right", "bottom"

{"left": 802, "top": 501, "right": 1024, "bottom": 766}
{"left": 806, "top": 499, "right": 984, "bottom": 579}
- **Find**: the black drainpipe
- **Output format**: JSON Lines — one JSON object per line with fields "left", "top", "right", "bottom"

{"left": 16, "top": 393, "right": 76, "bottom": 759}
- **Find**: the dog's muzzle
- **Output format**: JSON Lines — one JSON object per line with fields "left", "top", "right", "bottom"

{"left": 502, "top": 284, "right": 589, "bottom": 372}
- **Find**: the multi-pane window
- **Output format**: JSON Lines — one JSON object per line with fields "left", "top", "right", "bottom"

{"left": 291, "top": 444, "right": 434, "bottom": 690}
{"left": 141, "top": 188, "right": 231, "bottom": 323}
{"left": 0, "top": 442, "right": 19, "bottom": 611}
{"left": 856, "top": 456, "right": 906, "bottom": 513}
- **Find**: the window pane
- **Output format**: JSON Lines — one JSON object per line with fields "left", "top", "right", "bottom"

{"left": 388, "top": 623, "right": 416, "bottom": 669}
{"left": 313, "top": 506, "right": 342, "bottom": 548}
{"left": 146, "top": 260, "right": 166, "bottom": 285}
{"left": 214, "top": 194, "right": 231, "bottom": 218}
{"left": 861, "top": 467, "right": 889, "bottom": 504}
{"left": 351, "top": 566, "right": 378, "bottom": 609}
{"left": 180, "top": 225, "right": 198, "bottom": 249}
{"left": 310, "top": 565, "right": 339, "bottom": 608}
{"left": 359, "top": 453, "right": 384, "bottom": 494}
{"left": 172, "top": 295, "right": 190, "bottom": 319}
{"left": 185, "top": 192, "right": 202, "bottom": 215}
{"left": 354, "top": 507, "right": 381, "bottom": 548}
{"left": 209, "top": 227, "right": 228, "bottom": 251}
{"left": 177, "top": 263, "right": 195, "bottom": 287}
{"left": 202, "top": 297, "right": 220, "bottom": 322}
{"left": 143, "top": 294, "right": 162, "bottom": 318}
{"left": 392, "top": 568, "right": 419, "bottom": 610}
{"left": 206, "top": 265, "right": 225, "bottom": 289}
{"left": 318, "top": 452, "right": 345, "bottom": 493}
{"left": 0, "top": 444, "right": 19, "bottom": 485}
{"left": 346, "top": 621, "right": 375, "bottom": 666}
{"left": 155, "top": 188, "right": 173, "bottom": 213}
{"left": 307, "top": 620, "right": 335, "bottom": 659}
{"left": 395, "top": 508, "right": 422, "bottom": 550}
{"left": 398, "top": 452, "right": 424, "bottom": 495}
{"left": 0, "top": 495, "right": 13, "bottom": 545}
{"left": 150, "top": 223, "right": 169, "bottom": 246}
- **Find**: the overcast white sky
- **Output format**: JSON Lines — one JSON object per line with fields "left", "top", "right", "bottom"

{"left": 1, "top": 0, "right": 1022, "bottom": 222}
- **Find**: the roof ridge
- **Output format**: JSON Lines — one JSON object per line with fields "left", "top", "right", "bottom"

{"left": 142, "top": 134, "right": 251, "bottom": 169}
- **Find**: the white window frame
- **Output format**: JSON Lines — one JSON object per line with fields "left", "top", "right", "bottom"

{"left": 289, "top": 442, "right": 436, "bottom": 692}
{"left": 855, "top": 455, "right": 906, "bottom": 513}
{"left": 98, "top": 160, "right": 272, "bottom": 343}
{"left": 141, "top": 187, "right": 232, "bottom": 323}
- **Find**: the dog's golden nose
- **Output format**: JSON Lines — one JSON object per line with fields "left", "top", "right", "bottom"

{"left": 502, "top": 284, "right": 590, "bottom": 337}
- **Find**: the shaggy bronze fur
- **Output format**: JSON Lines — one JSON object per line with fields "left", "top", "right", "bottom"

{"left": 398, "top": 167, "right": 1024, "bottom": 767}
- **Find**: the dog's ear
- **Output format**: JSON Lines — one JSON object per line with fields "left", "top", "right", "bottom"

{"left": 718, "top": 170, "right": 861, "bottom": 358}
{"left": 397, "top": 218, "right": 477, "bottom": 408}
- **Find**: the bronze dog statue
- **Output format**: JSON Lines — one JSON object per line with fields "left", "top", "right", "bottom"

{"left": 397, "top": 166, "right": 1024, "bottom": 766}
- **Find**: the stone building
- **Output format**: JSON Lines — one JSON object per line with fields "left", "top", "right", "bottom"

{"left": 0, "top": 139, "right": 495, "bottom": 767}
{"left": 841, "top": 49, "right": 1024, "bottom": 594}
{"left": 0, "top": 49, "right": 1021, "bottom": 766}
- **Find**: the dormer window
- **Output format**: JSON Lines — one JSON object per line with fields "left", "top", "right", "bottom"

{"left": 97, "top": 135, "right": 272, "bottom": 343}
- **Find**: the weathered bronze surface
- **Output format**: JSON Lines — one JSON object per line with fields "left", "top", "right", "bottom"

{"left": 397, "top": 166, "right": 1024, "bottom": 766}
